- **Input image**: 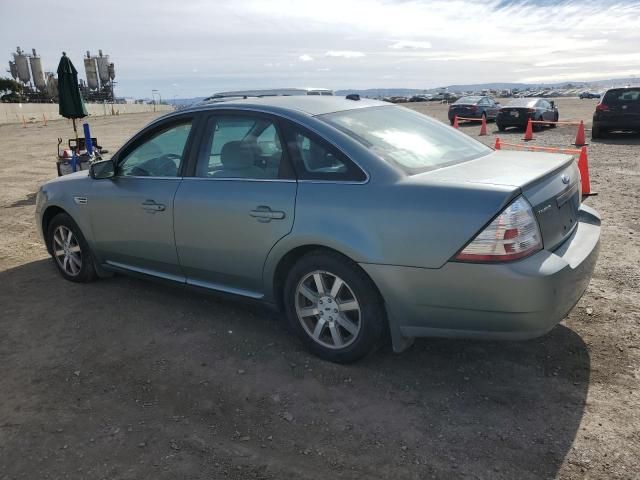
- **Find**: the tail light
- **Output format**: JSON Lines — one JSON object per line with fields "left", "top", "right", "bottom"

{"left": 596, "top": 103, "right": 609, "bottom": 112}
{"left": 454, "top": 196, "right": 542, "bottom": 262}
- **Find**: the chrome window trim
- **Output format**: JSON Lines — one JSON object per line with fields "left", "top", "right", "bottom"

{"left": 113, "top": 176, "right": 182, "bottom": 180}
{"left": 181, "top": 177, "right": 296, "bottom": 183}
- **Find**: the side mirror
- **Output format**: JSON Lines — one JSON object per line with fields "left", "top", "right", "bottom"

{"left": 90, "top": 159, "right": 115, "bottom": 179}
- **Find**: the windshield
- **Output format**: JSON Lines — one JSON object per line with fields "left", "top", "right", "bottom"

{"left": 319, "top": 106, "right": 492, "bottom": 175}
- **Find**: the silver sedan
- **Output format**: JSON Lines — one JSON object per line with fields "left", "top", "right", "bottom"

{"left": 36, "top": 96, "right": 600, "bottom": 363}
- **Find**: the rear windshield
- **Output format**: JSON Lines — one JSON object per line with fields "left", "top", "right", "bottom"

{"left": 603, "top": 88, "right": 640, "bottom": 104}
{"left": 319, "top": 106, "right": 492, "bottom": 175}
{"left": 454, "top": 96, "right": 481, "bottom": 104}
{"left": 507, "top": 98, "right": 537, "bottom": 107}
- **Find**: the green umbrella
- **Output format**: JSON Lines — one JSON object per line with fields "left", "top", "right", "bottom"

{"left": 57, "top": 52, "right": 87, "bottom": 147}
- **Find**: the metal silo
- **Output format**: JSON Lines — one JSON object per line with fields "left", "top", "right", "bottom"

{"left": 29, "top": 48, "right": 46, "bottom": 91}
{"left": 8, "top": 61, "right": 18, "bottom": 80}
{"left": 83, "top": 51, "right": 99, "bottom": 90}
{"left": 96, "top": 49, "right": 111, "bottom": 85}
{"left": 46, "top": 72, "right": 58, "bottom": 98}
{"left": 13, "top": 47, "right": 31, "bottom": 84}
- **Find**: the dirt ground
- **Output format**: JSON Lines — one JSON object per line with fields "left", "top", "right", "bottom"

{"left": 0, "top": 99, "right": 638, "bottom": 479}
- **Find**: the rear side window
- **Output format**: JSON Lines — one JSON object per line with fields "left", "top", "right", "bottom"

{"left": 282, "top": 123, "right": 366, "bottom": 182}
{"left": 196, "top": 115, "right": 289, "bottom": 180}
{"left": 603, "top": 88, "right": 640, "bottom": 104}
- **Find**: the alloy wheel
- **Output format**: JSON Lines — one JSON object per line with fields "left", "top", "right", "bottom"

{"left": 295, "top": 270, "right": 361, "bottom": 349}
{"left": 53, "top": 225, "right": 82, "bottom": 276}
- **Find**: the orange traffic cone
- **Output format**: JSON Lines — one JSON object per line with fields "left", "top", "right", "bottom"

{"left": 523, "top": 119, "right": 534, "bottom": 141}
{"left": 494, "top": 137, "right": 501, "bottom": 150}
{"left": 574, "top": 120, "right": 587, "bottom": 147}
{"left": 577, "top": 146, "right": 595, "bottom": 196}
{"left": 479, "top": 115, "right": 488, "bottom": 136}
{"left": 452, "top": 115, "right": 459, "bottom": 129}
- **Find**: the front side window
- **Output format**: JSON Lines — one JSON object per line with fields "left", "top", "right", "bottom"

{"left": 320, "top": 106, "right": 491, "bottom": 175}
{"left": 118, "top": 121, "right": 192, "bottom": 177}
{"left": 196, "top": 115, "right": 286, "bottom": 179}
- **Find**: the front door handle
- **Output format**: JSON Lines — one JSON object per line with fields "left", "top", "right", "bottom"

{"left": 141, "top": 200, "right": 166, "bottom": 213}
{"left": 250, "top": 206, "right": 286, "bottom": 222}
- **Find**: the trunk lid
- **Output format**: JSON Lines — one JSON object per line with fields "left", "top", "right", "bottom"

{"left": 413, "top": 150, "right": 581, "bottom": 251}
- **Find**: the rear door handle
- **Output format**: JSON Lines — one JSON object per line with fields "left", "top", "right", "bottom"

{"left": 141, "top": 200, "right": 166, "bottom": 213}
{"left": 250, "top": 206, "right": 286, "bottom": 222}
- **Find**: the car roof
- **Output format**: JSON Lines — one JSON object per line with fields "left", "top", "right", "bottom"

{"left": 178, "top": 95, "right": 388, "bottom": 117}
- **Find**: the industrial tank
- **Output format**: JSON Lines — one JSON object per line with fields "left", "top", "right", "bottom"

{"left": 83, "top": 51, "right": 99, "bottom": 90}
{"left": 29, "top": 48, "right": 46, "bottom": 91}
{"left": 8, "top": 61, "right": 18, "bottom": 80}
{"left": 13, "top": 47, "right": 31, "bottom": 84}
{"left": 46, "top": 72, "right": 58, "bottom": 98}
{"left": 96, "top": 49, "right": 110, "bottom": 85}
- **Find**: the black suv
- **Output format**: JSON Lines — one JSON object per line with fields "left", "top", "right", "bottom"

{"left": 592, "top": 87, "right": 640, "bottom": 139}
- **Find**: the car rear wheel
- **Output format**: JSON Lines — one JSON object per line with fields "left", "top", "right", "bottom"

{"left": 533, "top": 116, "right": 543, "bottom": 132}
{"left": 283, "top": 251, "right": 385, "bottom": 363}
{"left": 47, "top": 213, "right": 97, "bottom": 283}
{"left": 550, "top": 112, "right": 558, "bottom": 128}
{"left": 592, "top": 123, "right": 602, "bottom": 139}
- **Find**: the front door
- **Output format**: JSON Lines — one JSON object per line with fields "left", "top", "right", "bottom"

{"left": 174, "top": 113, "right": 297, "bottom": 296}
{"left": 89, "top": 117, "right": 195, "bottom": 279}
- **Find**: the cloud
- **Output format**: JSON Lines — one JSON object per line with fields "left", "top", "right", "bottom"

{"left": 3, "top": 0, "right": 640, "bottom": 97}
{"left": 388, "top": 40, "right": 432, "bottom": 50}
{"left": 325, "top": 50, "right": 366, "bottom": 58}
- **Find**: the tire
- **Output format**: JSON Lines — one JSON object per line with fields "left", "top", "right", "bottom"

{"left": 497, "top": 122, "right": 506, "bottom": 132}
{"left": 449, "top": 118, "right": 455, "bottom": 126}
{"left": 533, "top": 116, "right": 543, "bottom": 132}
{"left": 283, "top": 250, "right": 385, "bottom": 363}
{"left": 550, "top": 113, "right": 558, "bottom": 128}
{"left": 47, "top": 213, "right": 97, "bottom": 283}
{"left": 592, "top": 123, "right": 602, "bottom": 139}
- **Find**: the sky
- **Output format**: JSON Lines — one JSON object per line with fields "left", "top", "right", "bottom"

{"left": 1, "top": 0, "right": 639, "bottom": 98}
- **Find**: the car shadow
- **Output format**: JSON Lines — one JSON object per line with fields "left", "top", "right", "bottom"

{"left": 0, "top": 259, "right": 589, "bottom": 479}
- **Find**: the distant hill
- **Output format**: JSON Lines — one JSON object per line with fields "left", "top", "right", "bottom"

{"left": 169, "top": 77, "right": 639, "bottom": 105}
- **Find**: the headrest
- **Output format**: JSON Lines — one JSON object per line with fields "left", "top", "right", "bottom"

{"left": 220, "top": 141, "right": 254, "bottom": 169}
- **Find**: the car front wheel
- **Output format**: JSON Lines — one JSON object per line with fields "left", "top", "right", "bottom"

{"left": 47, "top": 213, "right": 97, "bottom": 283}
{"left": 283, "top": 251, "right": 385, "bottom": 363}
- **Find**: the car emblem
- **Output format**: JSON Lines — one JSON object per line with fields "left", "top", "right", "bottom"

{"left": 561, "top": 174, "right": 570, "bottom": 184}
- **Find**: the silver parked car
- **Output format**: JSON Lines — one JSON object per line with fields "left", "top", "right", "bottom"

{"left": 36, "top": 96, "right": 601, "bottom": 363}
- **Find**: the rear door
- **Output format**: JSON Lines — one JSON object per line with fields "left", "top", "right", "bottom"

{"left": 173, "top": 112, "right": 297, "bottom": 296}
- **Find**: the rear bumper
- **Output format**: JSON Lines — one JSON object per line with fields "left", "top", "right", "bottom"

{"left": 361, "top": 204, "right": 600, "bottom": 344}
{"left": 448, "top": 111, "right": 482, "bottom": 121}
{"left": 496, "top": 114, "right": 531, "bottom": 127}
{"left": 593, "top": 117, "right": 640, "bottom": 131}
